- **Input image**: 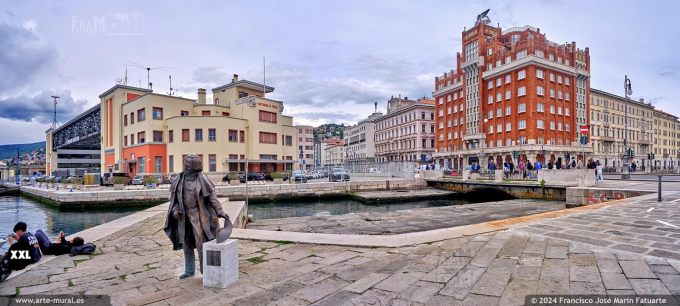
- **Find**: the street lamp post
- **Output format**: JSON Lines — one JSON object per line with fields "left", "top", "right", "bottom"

{"left": 622, "top": 75, "right": 632, "bottom": 179}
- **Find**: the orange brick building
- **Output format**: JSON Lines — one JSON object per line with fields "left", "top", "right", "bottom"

{"left": 433, "top": 12, "right": 592, "bottom": 169}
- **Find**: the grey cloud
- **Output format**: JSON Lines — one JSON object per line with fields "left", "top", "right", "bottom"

{"left": 0, "top": 89, "right": 88, "bottom": 123}
{"left": 659, "top": 70, "right": 673, "bottom": 76}
{"left": 0, "top": 21, "right": 57, "bottom": 94}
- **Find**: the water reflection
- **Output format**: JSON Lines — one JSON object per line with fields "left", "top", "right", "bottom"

{"left": 249, "top": 198, "right": 470, "bottom": 220}
{"left": 0, "top": 196, "right": 139, "bottom": 253}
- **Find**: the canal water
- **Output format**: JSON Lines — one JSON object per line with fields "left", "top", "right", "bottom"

{"left": 0, "top": 196, "right": 139, "bottom": 253}
{"left": 249, "top": 197, "right": 472, "bottom": 220}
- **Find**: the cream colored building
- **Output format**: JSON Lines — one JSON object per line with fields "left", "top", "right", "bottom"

{"left": 100, "top": 74, "right": 298, "bottom": 176}
{"left": 375, "top": 96, "right": 436, "bottom": 163}
{"left": 589, "top": 89, "right": 654, "bottom": 169}
{"left": 324, "top": 141, "right": 346, "bottom": 167}
{"left": 343, "top": 110, "right": 382, "bottom": 166}
{"left": 653, "top": 109, "right": 679, "bottom": 169}
{"left": 296, "top": 125, "right": 314, "bottom": 170}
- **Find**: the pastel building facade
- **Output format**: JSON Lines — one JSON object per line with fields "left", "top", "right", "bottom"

{"left": 99, "top": 75, "right": 298, "bottom": 176}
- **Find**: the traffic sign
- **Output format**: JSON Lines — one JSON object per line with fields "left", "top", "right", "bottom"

{"left": 580, "top": 125, "right": 589, "bottom": 135}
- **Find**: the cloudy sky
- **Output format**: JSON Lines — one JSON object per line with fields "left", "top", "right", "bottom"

{"left": 1, "top": 0, "right": 679, "bottom": 144}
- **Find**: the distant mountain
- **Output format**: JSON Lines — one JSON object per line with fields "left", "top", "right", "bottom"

{"left": 0, "top": 142, "right": 45, "bottom": 160}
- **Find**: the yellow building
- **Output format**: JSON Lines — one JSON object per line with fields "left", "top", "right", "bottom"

{"left": 100, "top": 74, "right": 298, "bottom": 176}
{"left": 589, "top": 89, "right": 654, "bottom": 169}
{"left": 653, "top": 109, "right": 679, "bottom": 169}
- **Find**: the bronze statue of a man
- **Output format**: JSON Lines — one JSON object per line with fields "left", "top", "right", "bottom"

{"left": 164, "top": 154, "right": 231, "bottom": 279}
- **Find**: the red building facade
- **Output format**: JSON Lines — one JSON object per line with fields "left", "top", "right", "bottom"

{"left": 433, "top": 14, "right": 591, "bottom": 169}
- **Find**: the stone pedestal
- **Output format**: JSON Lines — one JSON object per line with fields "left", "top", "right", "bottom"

{"left": 494, "top": 170, "right": 503, "bottom": 182}
{"left": 462, "top": 170, "right": 471, "bottom": 181}
{"left": 202, "top": 239, "right": 239, "bottom": 288}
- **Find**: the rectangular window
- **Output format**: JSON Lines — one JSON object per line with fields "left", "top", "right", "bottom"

{"left": 182, "top": 129, "right": 189, "bottom": 142}
{"left": 239, "top": 130, "right": 245, "bottom": 143}
{"left": 137, "top": 131, "right": 145, "bottom": 143}
{"left": 153, "top": 130, "right": 163, "bottom": 142}
{"left": 169, "top": 130, "right": 174, "bottom": 143}
{"left": 487, "top": 81, "right": 493, "bottom": 89}
{"left": 537, "top": 119, "right": 544, "bottom": 129}
{"left": 565, "top": 93, "right": 570, "bottom": 101}
{"left": 505, "top": 56, "right": 511, "bottom": 64}
{"left": 487, "top": 110, "right": 493, "bottom": 119}
{"left": 518, "top": 86, "right": 526, "bottom": 96}
{"left": 565, "top": 78, "right": 570, "bottom": 86}
{"left": 130, "top": 112, "right": 134, "bottom": 124}
{"left": 130, "top": 134, "right": 134, "bottom": 145}
{"left": 155, "top": 156, "right": 162, "bottom": 173}
{"left": 496, "top": 78, "right": 501, "bottom": 87}
{"left": 518, "top": 103, "right": 526, "bottom": 113}
{"left": 558, "top": 106, "right": 563, "bottom": 115}
{"left": 557, "top": 75, "right": 562, "bottom": 84}
{"left": 537, "top": 86, "right": 544, "bottom": 96}
{"left": 550, "top": 121, "right": 555, "bottom": 130}
{"left": 505, "top": 90, "right": 511, "bottom": 100}
{"left": 496, "top": 93, "right": 502, "bottom": 102}
{"left": 285, "top": 135, "right": 293, "bottom": 146}
{"left": 565, "top": 123, "right": 570, "bottom": 131}
{"left": 505, "top": 74, "right": 511, "bottom": 84}
{"left": 550, "top": 73, "right": 555, "bottom": 82}
{"left": 488, "top": 125, "right": 494, "bottom": 134}
{"left": 228, "top": 129, "right": 237, "bottom": 142}
{"left": 208, "top": 128, "right": 216, "bottom": 142}
{"left": 202, "top": 110, "right": 211, "bottom": 116}
{"left": 506, "top": 122, "right": 511, "bottom": 132}
{"left": 138, "top": 157, "right": 145, "bottom": 174}
{"left": 518, "top": 70, "right": 526, "bottom": 80}
{"left": 496, "top": 123, "right": 502, "bottom": 133}
{"left": 137, "top": 108, "right": 145, "bottom": 122}
{"left": 518, "top": 120, "right": 526, "bottom": 130}
{"left": 517, "top": 50, "right": 527, "bottom": 59}
{"left": 259, "top": 110, "right": 277, "bottom": 123}
{"left": 152, "top": 107, "right": 163, "bottom": 120}
{"left": 536, "top": 69, "right": 544, "bottom": 79}
{"left": 488, "top": 96, "right": 493, "bottom": 104}
{"left": 124, "top": 135, "right": 128, "bottom": 146}
{"left": 169, "top": 155, "right": 174, "bottom": 173}
{"left": 222, "top": 112, "right": 229, "bottom": 117}
{"left": 195, "top": 129, "right": 203, "bottom": 141}
{"left": 534, "top": 103, "right": 544, "bottom": 113}
{"left": 124, "top": 115, "right": 128, "bottom": 126}
{"left": 550, "top": 89, "right": 555, "bottom": 98}
{"left": 550, "top": 105, "right": 555, "bottom": 114}
{"left": 181, "top": 110, "right": 189, "bottom": 117}
{"left": 565, "top": 108, "right": 570, "bottom": 116}
{"left": 259, "top": 132, "right": 277, "bottom": 144}
{"left": 209, "top": 154, "right": 216, "bottom": 172}
{"left": 558, "top": 122, "right": 563, "bottom": 131}
{"left": 505, "top": 106, "right": 511, "bottom": 116}
{"left": 497, "top": 109, "right": 502, "bottom": 118}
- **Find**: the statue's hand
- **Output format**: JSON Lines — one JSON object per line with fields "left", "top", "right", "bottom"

{"left": 217, "top": 211, "right": 229, "bottom": 219}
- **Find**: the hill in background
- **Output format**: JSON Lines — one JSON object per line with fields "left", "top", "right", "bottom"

{"left": 0, "top": 141, "right": 45, "bottom": 160}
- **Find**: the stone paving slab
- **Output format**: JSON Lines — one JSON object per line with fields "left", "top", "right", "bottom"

{"left": 4, "top": 188, "right": 680, "bottom": 305}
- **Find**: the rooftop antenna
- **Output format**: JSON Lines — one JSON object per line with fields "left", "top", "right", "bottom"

{"left": 168, "top": 75, "right": 173, "bottom": 96}
{"left": 263, "top": 56, "right": 266, "bottom": 98}
{"left": 127, "top": 61, "right": 171, "bottom": 90}
{"left": 50, "top": 95, "right": 60, "bottom": 129}
{"left": 374, "top": 101, "right": 377, "bottom": 113}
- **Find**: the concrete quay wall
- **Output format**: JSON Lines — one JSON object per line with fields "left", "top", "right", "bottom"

{"left": 565, "top": 187, "right": 654, "bottom": 207}
{"left": 19, "top": 179, "right": 426, "bottom": 208}
{"left": 426, "top": 179, "right": 567, "bottom": 201}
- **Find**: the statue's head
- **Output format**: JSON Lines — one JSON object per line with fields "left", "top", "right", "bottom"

{"left": 183, "top": 154, "right": 203, "bottom": 173}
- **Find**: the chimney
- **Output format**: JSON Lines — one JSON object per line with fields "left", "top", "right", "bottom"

{"left": 197, "top": 88, "right": 206, "bottom": 104}
{"left": 232, "top": 74, "right": 239, "bottom": 83}
{"left": 639, "top": 98, "right": 645, "bottom": 103}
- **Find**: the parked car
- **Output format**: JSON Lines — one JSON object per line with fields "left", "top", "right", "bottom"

{"left": 291, "top": 170, "right": 307, "bottom": 183}
{"left": 329, "top": 168, "right": 350, "bottom": 182}
{"left": 103, "top": 173, "right": 133, "bottom": 186}
{"left": 152, "top": 174, "right": 171, "bottom": 184}
{"left": 131, "top": 175, "right": 145, "bottom": 185}
{"left": 265, "top": 172, "right": 289, "bottom": 181}
{"left": 368, "top": 168, "right": 381, "bottom": 173}
{"left": 222, "top": 172, "right": 246, "bottom": 183}
{"left": 246, "top": 172, "right": 265, "bottom": 181}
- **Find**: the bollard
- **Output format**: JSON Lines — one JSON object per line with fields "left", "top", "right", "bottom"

{"left": 658, "top": 175, "right": 663, "bottom": 202}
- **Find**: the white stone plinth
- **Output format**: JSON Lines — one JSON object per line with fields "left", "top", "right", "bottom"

{"left": 494, "top": 170, "right": 503, "bottom": 182}
{"left": 462, "top": 170, "right": 471, "bottom": 181}
{"left": 202, "top": 239, "right": 239, "bottom": 288}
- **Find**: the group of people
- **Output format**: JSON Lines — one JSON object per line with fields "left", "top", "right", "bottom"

{"left": 0, "top": 222, "right": 95, "bottom": 282}
{"left": 587, "top": 160, "right": 605, "bottom": 182}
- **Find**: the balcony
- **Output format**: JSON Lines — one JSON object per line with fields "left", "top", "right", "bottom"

{"left": 599, "top": 136, "right": 615, "bottom": 142}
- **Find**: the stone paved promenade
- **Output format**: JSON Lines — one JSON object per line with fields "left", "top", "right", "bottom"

{"left": 248, "top": 199, "right": 564, "bottom": 234}
{"left": 2, "top": 193, "right": 680, "bottom": 305}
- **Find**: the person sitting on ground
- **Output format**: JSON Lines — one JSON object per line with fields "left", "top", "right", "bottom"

{"left": 34, "top": 230, "right": 84, "bottom": 256}
{"left": 0, "top": 222, "right": 42, "bottom": 282}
